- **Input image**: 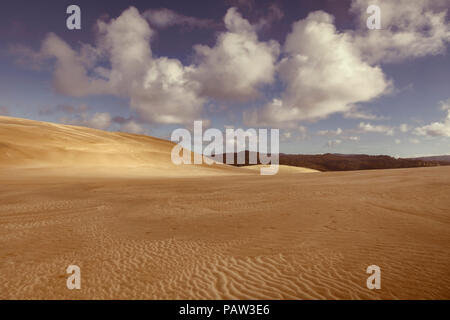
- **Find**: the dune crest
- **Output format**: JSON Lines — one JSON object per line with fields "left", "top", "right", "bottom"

{"left": 0, "top": 116, "right": 248, "bottom": 177}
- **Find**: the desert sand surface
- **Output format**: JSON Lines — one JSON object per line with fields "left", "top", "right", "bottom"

{"left": 0, "top": 116, "right": 449, "bottom": 299}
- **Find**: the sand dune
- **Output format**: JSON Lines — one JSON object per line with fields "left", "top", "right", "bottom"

{"left": 0, "top": 116, "right": 449, "bottom": 299}
{"left": 0, "top": 116, "right": 246, "bottom": 177}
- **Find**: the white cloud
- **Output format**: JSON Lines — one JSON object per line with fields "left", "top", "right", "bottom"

{"left": 191, "top": 7, "right": 280, "bottom": 101}
{"left": 90, "top": 112, "right": 113, "bottom": 130}
{"left": 13, "top": 4, "right": 449, "bottom": 133}
{"left": 343, "top": 108, "right": 387, "bottom": 120}
{"left": 39, "top": 33, "right": 111, "bottom": 97}
{"left": 350, "top": 0, "right": 450, "bottom": 64}
{"left": 317, "top": 128, "right": 343, "bottom": 136}
{"left": 359, "top": 122, "right": 395, "bottom": 135}
{"left": 143, "top": 8, "right": 215, "bottom": 29}
{"left": 13, "top": 7, "right": 283, "bottom": 125}
{"left": 409, "top": 138, "right": 420, "bottom": 144}
{"left": 395, "top": 139, "right": 402, "bottom": 144}
{"left": 399, "top": 123, "right": 410, "bottom": 133}
{"left": 244, "top": 11, "right": 389, "bottom": 128}
{"left": 414, "top": 109, "right": 450, "bottom": 137}
{"left": 20, "top": 7, "right": 206, "bottom": 125}
{"left": 97, "top": 7, "right": 206, "bottom": 124}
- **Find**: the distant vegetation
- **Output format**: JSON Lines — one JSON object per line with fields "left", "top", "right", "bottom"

{"left": 408, "top": 155, "right": 450, "bottom": 163}
{"left": 216, "top": 151, "right": 450, "bottom": 172}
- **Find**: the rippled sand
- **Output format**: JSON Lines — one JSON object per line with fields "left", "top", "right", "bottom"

{"left": 1, "top": 116, "right": 449, "bottom": 299}
{"left": 0, "top": 166, "right": 449, "bottom": 299}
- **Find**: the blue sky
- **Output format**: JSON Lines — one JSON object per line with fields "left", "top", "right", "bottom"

{"left": 0, "top": 0, "right": 449, "bottom": 157}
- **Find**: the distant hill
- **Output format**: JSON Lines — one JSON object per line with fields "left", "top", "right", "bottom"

{"left": 408, "top": 155, "right": 450, "bottom": 163}
{"left": 215, "top": 151, "right": 449, "bottom": 172}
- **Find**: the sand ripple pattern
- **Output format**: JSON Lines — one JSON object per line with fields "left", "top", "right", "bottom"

{"left": 1, "top": 166, "right": 450, "bottom": 299}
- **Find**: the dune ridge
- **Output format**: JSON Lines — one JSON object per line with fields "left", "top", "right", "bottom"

{"left": 0, "top": 116, "right": 248, "bottom": 177}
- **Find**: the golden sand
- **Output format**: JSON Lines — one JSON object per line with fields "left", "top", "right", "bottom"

{"left": 0, "top": 116, "right": 449, "bottom": 299}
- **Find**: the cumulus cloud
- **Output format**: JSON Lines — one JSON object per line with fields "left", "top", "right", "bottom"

{"left": 190, "top": 7, "right": 280, "bottom": 101}
{"left": 12, "top": 4, "right": 448, "bottom": 133}
{"left": 97, "top": 7, "right": 208, "bottom": 124}
{"left": 12, "top": 7, "right": 282, "bottom": 126}
{"left": 350, "top": 0, "right": 450, "bottom": 64}
{"left": 244, "top": 11, "right": 389, "bottom": 128}
{"left": 35, "top": 33, "right": 111, "bottom": 97}
{"left": 10, "top": 8, "right": 205, "bottom": 125}
{"left": 414, "top": 109, "right": 450, "bottom": 137}
{"left": 143, "top": 8, "right": 216, "bottom": 29}
{"left": 359, "top": 122, "right": 395, "bottom": 135}
{"left": 64, "top": 8, "right": 202, "bottom": 123}
{"left": 317, "top": 128, "right": 343, "bottom": 136}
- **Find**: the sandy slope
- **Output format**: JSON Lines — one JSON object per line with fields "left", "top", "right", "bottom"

{"left": 0, "top": 116, "right": 246, "bottom": 177}
{"left": 0, "top": 116, "right": 449, "bottom": 299}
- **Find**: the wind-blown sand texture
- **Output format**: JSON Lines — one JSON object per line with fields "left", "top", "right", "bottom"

{"left": 0, "top": 116, "right": 244, "bottom": 177}
{"left": 0, "top": 116, "right": 449, "bottom": 299}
